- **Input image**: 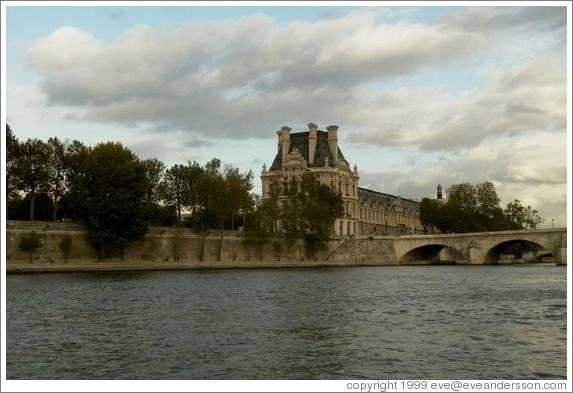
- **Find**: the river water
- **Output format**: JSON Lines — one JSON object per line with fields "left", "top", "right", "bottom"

{"left": 5, "top": 264, "right": 568, "bottom": 380}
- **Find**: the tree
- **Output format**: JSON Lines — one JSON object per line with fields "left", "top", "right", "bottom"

{"left": 426, "top": 182, "right": 543, "bottom": 234}
{"left": 419, "top": 197, "right": 443, "bottom": 234}
{"left": 504, "top": 199, "right": 543, "bottom": 230}
{"left": 19, "top": 231, "right": 44, "bottom": 263}
{"left": 142, "top": 158, "right": 171, "bottom": 226}
{"left": 162, "top": 164, "right": 188, "bottom": 227}
{"left": 6, "top": 124, "right": 20, "bottom": 204}
{"left": 242, "top": 186, "right": 282, "bottom": 260}
{"left": 13, "top": 138, "right": 50, "bottom": 221}
{"left": 62, "top": 140, "right": 90, "bottom": 222}
{"left": 45, "top": 137, "right": 68, "bottom": 221}
{"left": 242, "top": 194, "right": 271, "bottom": 260}
{"left": 280, "top": 178, "right": 305, "bottom": 259}
{"left": 475, "top": 182, "right": 506, "bottom": 231}
{"left": 444, "top": 183, "right": 478, "bottom": 233}
{"left": 223, "top": 165, "right": 254, "bottom": 231}
{"left": 280, "top": 172, "right": 344, "bottom": 258}
{"left": 199, "top": 159, "right": 227, "bottom": 260}
{"left": 79, "top": 142, "right": 149, "bottom": 261}
{"left": 182, "top": 161, "right": 204, "bottom": 224}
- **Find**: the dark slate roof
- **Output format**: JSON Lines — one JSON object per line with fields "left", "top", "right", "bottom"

{"left": 358, "top": 187, "right": 420, "bottom": 213}
{"left": 269, "top": 131, "right": 346, "bottom": 171}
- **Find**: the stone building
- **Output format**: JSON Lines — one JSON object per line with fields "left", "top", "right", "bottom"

{"left": 260, "top": 123, "right": 422, "bottom": 236}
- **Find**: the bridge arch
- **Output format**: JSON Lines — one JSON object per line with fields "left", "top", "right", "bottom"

{"left": 400, "top": 244, "right": 465, "bottom": 265}
{"left": 484, "top": 239, "right": 550, "bottom": 264}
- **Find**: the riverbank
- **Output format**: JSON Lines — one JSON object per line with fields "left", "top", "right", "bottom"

{"left": 6, "top": 259, "right": 558, "bottom": 274}
{"left": 5, "top": 259, "right": 403, "bottom": 274}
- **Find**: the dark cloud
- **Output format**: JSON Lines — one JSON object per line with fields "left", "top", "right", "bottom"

{"left": 506, "top": 102, "right": 545, "bottom": 115}
{"left": 434, "top": 6, "right": 566, "bottom": 33}
{"left": 184, "top": 139, "right": 214, "bottom": 148}
{"left": 108, "top": 10, "right": 125, "bottom": 21}
{"left": 21, "top": 6, "right": 567, "bottom": 154}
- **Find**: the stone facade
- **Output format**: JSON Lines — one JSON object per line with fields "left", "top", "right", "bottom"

{"left": 261, "top": 123, "right": 422, "bottom": 236}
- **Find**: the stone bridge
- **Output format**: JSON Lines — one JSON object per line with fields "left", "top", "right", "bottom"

{"left": 329, "top": 228, "right": 567, "bottom": 265}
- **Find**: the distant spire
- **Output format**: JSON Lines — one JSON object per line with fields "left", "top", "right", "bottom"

{"left": 437, "top": 184, "right": 443, "bottom": 199}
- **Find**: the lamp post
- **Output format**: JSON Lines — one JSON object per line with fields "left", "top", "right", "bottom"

{"left": 552, "top": 218, "right": 554, "bottom": 228}
{"left": 384, "top": 212, "right": 389, "bottom": 235}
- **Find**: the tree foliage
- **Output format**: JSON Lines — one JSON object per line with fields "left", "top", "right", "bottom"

{"left": 45, "top": 137, "right": 68, "bottom": 221}
{"left": 19, "top": 231, "right": 44, "bottom": 263}
{"left": 504, "top": 199, "right": 543, "bottom": 230}
{"left": 12, "top": 138, "right": 51, "bottom": 221}
{"left": 419, "top": 182, "right": 543, "bottom": 233}
{"left": 6, "top": 124, "right": 21, "bottom": 202}
{"left": 245, "top": 172, "right": 344, "bottom": 258}
{"left": 78, "top": 142, "right": 150, "bottom": 260}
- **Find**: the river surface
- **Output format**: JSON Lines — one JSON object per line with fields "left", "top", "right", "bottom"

{"left": 5, "top": 264, "right": 568, "bottom": 380}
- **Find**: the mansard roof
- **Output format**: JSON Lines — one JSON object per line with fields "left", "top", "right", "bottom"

{"left": 269, "top": 131, "right": 346, "bottom": 171}
{"left": 358, "top": 187, "right": 420, "bottom": 213}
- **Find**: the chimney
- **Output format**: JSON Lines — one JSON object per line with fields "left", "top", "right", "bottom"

{"left": 327, "top": 125, "right": 339, "bottom": 162}
{"left": 308, "top": 122, "right": 318, "bottom": 165}
{"left": 278, "top": 126, "right": 291, "bottom": 164}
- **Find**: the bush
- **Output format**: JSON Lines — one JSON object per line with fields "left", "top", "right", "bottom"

{"left": 19, "top": 231, "right": 44, "bottom": 263}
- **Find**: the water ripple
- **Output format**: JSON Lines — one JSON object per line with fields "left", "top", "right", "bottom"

{"left": 6, "top": 265, "right": 567, "bottom": 380}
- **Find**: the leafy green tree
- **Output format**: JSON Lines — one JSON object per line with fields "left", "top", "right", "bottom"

{"left": 475, "top": 182, "right": 506, "bottom": 231}
{"left": 162, "top": 162, "right": 203, "bottom": 228}
{"left": 242, "top": 194, "right": 271, "bottom": 260}
{"left": 242, "top": 185, "right": 282, "bottom": 260}
{"left": 419, "top": 197, "right": 443, "bottom": 234}
{"left": 198, "top": 159, "right": 228, "bottom": 260}
{"left": 280, "top": 178, "right": 305, "bottom": 258}
{"left": 444, "top": 183, "right": 478, "bottom": 233}
{"left": 142, "top": 158, "right": 171, "bottom": 226}
{"left": 6, "top": 124, "right": 21, "bottom": 204}
{"left": 162, "top": 164, "right": 189, "bottom": 227}
{"left": 223, "top": 165, "right": 254, "bottom": 231}
{"left": 19, "top": 231, "right": 44, "bottom": 263}
{"left": 504, "top": 199, "right": 543, "bottom": 230}
{"left": 182, "top": 161, "right": 204, "bottom": 222}
{"left": 45, "top": 137, "right": 68, "bottom": 221}
{"left": 143, "top": 158, "right": 166, "bottom": 202}
{"left": 13, "top": 138, "right": 50, "bottom": 221}
{"left": 426, "top": 182, "right": 543, "bottom": 234}
{"left": 281, "top": 173, "right": 344, "bottom": 258}
{"left": 79, "top": 142, "right": 149, "bottom": 261}
{"left": 62, "top": 140, "right": 90, "bottom": 222}
{"left": 264, "top": 182, "right": 282, "bottom": 235}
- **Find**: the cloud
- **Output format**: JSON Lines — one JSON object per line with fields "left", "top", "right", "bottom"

{"left": 9, "top": 5, "right": 568, "bottom": 226}
{"left": 21, "top": 6, "right": 566, "bottom": 144}
{"left": 356, "top": 129, "right": 567, "bottom": 227}
{"left": 506, "top": 102, "right": 545, "bottom": 115}
{"left": 346, "top": 54, "right": 566, "bottom": 151}
{"left": 434, "top": 6, "right": 567, "bottom": 33}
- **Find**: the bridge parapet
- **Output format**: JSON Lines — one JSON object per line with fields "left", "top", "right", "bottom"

{"left": 338, "top": 229, "right": 567, "bottom": 265}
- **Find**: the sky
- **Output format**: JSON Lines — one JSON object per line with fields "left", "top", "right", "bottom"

{"left": 2, "top": 1, "right": 571, "bottom": 228}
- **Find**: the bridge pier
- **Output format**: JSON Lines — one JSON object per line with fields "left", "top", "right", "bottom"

{"left": 466, "top": 239, "right": 484, "bottom": 265}
{"left": 553, "top": 234, "right": 567, "bottom": 265}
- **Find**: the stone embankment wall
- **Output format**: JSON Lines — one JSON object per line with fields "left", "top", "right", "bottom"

{"left": 4, "top": 221, "right": 456, "bottom": 266}
{"left": 5, "top": 220, "right": 354, "bottom": 264}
